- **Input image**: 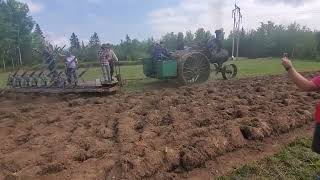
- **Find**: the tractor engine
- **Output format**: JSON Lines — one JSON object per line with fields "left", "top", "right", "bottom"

{"left": 169, "top": 29, "right": 236, "bottom": 85}
{"left": 172, "top": 29, "right": 229, "bottom": 67}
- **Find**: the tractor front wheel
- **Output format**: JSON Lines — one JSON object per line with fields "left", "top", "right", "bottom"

{"left": 222, "top": 64, "right": 238, "bottom": 80}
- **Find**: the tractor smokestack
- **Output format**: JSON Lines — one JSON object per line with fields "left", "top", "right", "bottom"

{"left": 215, "top": 29, "right": 224, "bottom": 42}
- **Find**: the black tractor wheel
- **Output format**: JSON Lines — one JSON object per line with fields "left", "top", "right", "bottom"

{"left": 179, "top": 52, "right": 210, "bottom": 85}
{"left": 222, "top": 64, "right": 238, "bottom": 80}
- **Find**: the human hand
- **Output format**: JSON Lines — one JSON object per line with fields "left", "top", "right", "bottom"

{"left": 282, "top": 57, "right": 293, "bottom": 71}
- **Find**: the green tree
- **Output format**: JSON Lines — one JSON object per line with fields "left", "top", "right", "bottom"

{"left": 223, "top": 21, "right": 318, "bottom": 59}
{"left": 0, "top": 0, "right": 35, "bottom": 67}
{"left": 88, "top": 32, "right": 100, "bottom": 48}
{"left": 161, "top": 32, "right": 177, "bottom": 51}
{"left": 185, "top": 30, "right": 194, "bottom": 46}
{"left": 34, "top": 24, "right": 44, "bottom": 39}
{"left": 194, "top": 28, "right": 211, "bottom": 47}
{"left": 31, "top": 24, "right": 46, "bottom": 64}
{"left": 316, "top": 32, "right": 320, "bottom": 56}
{"left": 70, "top": 32, "right": 80, "bottom": 51}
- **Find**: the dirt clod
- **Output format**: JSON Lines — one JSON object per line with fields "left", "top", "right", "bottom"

{"left": 38, "top": 163, "right": 65, "bottom": 175}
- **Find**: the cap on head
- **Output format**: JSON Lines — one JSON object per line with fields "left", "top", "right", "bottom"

{"left": 102, "top": 43, "right": 112, "bottom": 49}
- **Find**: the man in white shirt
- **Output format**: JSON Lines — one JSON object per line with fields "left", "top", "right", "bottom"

{"left": 64, "top": 51, "right": 78, "bottom": 86}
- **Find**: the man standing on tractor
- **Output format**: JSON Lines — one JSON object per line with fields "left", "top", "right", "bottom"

{"left": 64, "top": 51, "right": 78, "bottom": 86}
{"left": 98, "top": 44, "right": 118, "bottom": 83}
{"left": 105, "top": 44, "right": 119, "bottom": 80}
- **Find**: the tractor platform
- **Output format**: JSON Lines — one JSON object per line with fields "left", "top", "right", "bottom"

{"left": 3, "top": 81, "right": 120, "bottom": 96}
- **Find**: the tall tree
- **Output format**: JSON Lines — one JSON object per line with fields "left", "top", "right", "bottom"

{"left": 0, "top": 0, "right": 34, "bottom": 66}
{"left": 125, "top": 34, "right": 132, "bottom": 44}
{"left": 161, "top": 32, "right": 178, "bottom": 51}
{"left": 185, "top": 30, "right": 194, "bottom": 46}
{"left": 194, "top": 28, "right": 210, "bottom": 47}
{"left": 34, "top": 24, "right": 44, "bottom": 39}
{"left": 31, "top": 23, "right": 46, "bottom": 64}
{"left": 70, "top": 33, "right": 80, "bottom": 50}
{"left": 315, "top": 32, "right": 320, "bottom": 54}
{"left": 88, "top": 32, "right": 100, "bottom": 48}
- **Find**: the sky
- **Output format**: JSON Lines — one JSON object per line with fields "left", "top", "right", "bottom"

{"left": 19, "top": 0, "right": 320, "bottom": 46}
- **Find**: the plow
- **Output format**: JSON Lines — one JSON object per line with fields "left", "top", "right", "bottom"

{"left": 5, "top": 67, "right": 120, "bottom": 95}
{"left": 4, "top": 45, "right": 121, "bottom": 96}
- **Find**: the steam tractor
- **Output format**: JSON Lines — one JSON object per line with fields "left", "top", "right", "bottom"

{"left": 143, "top": 29, "right": 238, "bottom": 85}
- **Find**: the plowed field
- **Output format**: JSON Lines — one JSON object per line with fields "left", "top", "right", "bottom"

{"left": 0, "top": 73, "right": 319, "bottom": 180}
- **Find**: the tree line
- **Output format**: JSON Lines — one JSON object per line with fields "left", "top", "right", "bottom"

{"left": 224, "top": 21, "right": 320, "bottom": 59}
{"left": 1, "top": 0, "right": 320, "bottom": 70}
{"left": 0, "top": 0, "right": 45, "bottom": 69}
{"left": 68, "top": 28, "right": 216, "bottom": 62}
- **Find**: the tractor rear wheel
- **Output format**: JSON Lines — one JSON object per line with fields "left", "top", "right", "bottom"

{"left": 179, "top": 52, "right": 210, "bottom": 85}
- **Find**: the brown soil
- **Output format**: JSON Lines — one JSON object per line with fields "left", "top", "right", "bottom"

{"left": 0, "top": 72, "right": 319, "bottom": 180}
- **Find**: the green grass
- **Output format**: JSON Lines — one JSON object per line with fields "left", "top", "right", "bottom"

{"left": 232, "top": 58, "right": 320, "bottom": 77}
{"left": 218, "top": 138, "right": 320, "bottom": 180}
{"left": 1, "top": 58, "right": 320, "bottom": 91}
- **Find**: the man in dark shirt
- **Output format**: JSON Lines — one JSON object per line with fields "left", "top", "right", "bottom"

{"left": 153, "top": 42, "right": 170, "bottom": 61}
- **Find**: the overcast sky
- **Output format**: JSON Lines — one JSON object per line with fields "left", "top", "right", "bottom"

{"left": 20, "top": 0, "right": 320, "bottom": 46}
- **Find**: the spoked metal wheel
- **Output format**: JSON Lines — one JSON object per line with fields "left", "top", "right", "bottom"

{"left": 30, "top": 78, "right": 38, "bottom": 87}
{"left": 210, "top": 63, "right": 221, "bottom": 79}
{"left": 7, "top": 75, "right": 14, "bottom": 87}
{"left": 12, "top": 78, "right": 20, "bottom": 88}
{"left": 179, "top": 52, "right": 210, "bottom": 85}
{"left": 39, "top": 77, "right": 48, "bottom": 87}
{"left": 20, "top": 78, "right": 28, "bottom": 88}
{"left": 222, "top": 64, "right": 238, "bottom": 80}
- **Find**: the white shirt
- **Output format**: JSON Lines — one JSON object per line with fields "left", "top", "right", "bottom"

{"left": 65, "top": 55, "right": 78, "bottom": 69}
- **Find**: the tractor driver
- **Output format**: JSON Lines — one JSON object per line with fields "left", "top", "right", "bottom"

{"left": 153, "top": 41, "right": 170, "bottom": 61}
{"left": 207, "top": 29, "right": 224, "bottom": 53}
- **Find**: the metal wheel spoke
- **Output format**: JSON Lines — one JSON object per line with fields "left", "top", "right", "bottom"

{"left": 198, "top": 66, "right": 210, "bottom": 71}
{"left": 183, "top": 67, "right": 195, "bottom": 72}
{"left": 190, "top": 57, "right": 197, "bottom": 67}
{"left": 183, "top": 71, "right": 194, "bottom": 74}
{"left": 185, "top": 73, "right": 195, "bottom": 78}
